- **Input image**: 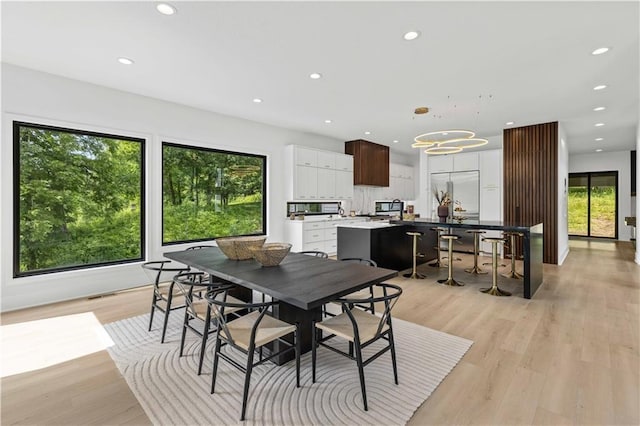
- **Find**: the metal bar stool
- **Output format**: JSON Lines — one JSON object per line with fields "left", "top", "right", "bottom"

{"left": 481, "top": 237, "right": 511, "bottom": 296}
{"left": 429, "top": 227, "right": 447, "bottom": 268}
{"left": 403, "top": 231, "right": 425, "bottom": 279}
{"left": 465, "top": 230, "right": 488, "bottom": 275}
{"left": 437, "top": 234, "right": 463, "bottom": 286}
{"left": 502, "top": 231, "right": 524, "bottom": 279}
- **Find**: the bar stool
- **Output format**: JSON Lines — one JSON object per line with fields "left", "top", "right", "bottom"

{"left": 502, "top": 231, "right": 524, "bottom": 279}
{"left": 437, "top": 234, "right": 463, "bottom": 286}
{"left": 465, "top": 230, "right": 488, "bottom": 275}
{"left": 429, "top": 227, "right": 447, "bottom": 268}
{"left": 403, "top": 231, "right": 425, "bottom": 279}
{"left": 481, "top": 237, "right": 511, "bottom": 296}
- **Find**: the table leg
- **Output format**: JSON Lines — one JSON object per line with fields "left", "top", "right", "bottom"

{"left": 270, "top": 302, "right": 323, "bottom": 365}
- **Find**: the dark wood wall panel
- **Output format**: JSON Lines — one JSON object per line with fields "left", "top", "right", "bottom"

{"left": 345, "top": 139, "right": 389, "bottom": 186}
{"left": 503, "top": 122, "right": 558, "bottom": 264}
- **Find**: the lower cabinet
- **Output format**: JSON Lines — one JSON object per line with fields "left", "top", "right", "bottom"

{"left": 284, "top": 218, "right": 363, "bottom": 255}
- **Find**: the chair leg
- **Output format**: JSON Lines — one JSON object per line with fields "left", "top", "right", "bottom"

{"left": 161, "top": 290, "right": 173, "bottom": 343}
{"left": 179, "top": 308, "right": 189, "bottom": 357}
{"left": 354, "top": 341, "right": 368, "bottom": 411}
{"left": 388, "top": 328, "right": 399, "bottom": 385}
{"left": 198, "top": 313, "right": 211, "bottom": 375}
{"left": 311, "top": 322, "right": 317, "bottom": 383}
{"left": 369, "top": 286, "right": 376, "bottom": 315}
{"left": 211, "top": 334, "right": 222, "bottom": 394}
{"left": 148, "top": 293, "right": 157, "bottom": 331}
{"left": 240, "top": 347, "right": 255, "bottom": 421}
{"left": 295, "top": 324, "right": 301, "bottom": 388}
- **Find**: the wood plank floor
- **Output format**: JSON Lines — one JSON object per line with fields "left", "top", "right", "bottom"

{"left": 1, "top": 240, "right": 638, "bottom": 425}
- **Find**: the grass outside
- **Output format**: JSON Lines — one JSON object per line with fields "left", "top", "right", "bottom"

{"left": 568, "top": 187, "right": 616, "bottom": 237}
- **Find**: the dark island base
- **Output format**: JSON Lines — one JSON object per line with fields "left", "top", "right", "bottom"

{"left": 337, "top": 225, "right": 437, "bottom": 271}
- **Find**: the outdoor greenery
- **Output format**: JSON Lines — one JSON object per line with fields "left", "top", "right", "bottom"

{"left": 16, "top": 123, "right": 143, "bottom": 275}
{"left": 568, "top": 186, "right": 616, "bottom": 237}
{"left": 162, "top": 143, "right": 265, "bottom": 243}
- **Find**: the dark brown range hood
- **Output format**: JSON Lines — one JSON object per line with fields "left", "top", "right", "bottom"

{"left": 345, "top": 139, "right": 389, "bottom": 187}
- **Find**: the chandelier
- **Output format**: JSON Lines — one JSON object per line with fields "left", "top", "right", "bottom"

{"left": 413, "top": 94, "right": 492, "bottom": 155}
{"left": 412, "top": 130, "right": 488, "bottom": 155}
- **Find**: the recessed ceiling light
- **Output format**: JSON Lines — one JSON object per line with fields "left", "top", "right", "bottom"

{"left": 117, "top": 57, "right": 134, "bottom": 65}
{"left": 505, "top": 121, "right": 515, "bottom": 125}
{"left": 595, "top": 137, "right": 604, "bottom": 141}
{"left": 593, "top": 84, "right": 607, "bottom": 91}
{"left": 252, "top": 98, "right": 262, "bottom": 103}
{"left": 595, "top": 123, "right": 605, "bottom": 127}
{"left": 403, "top": 31, "right": 420, "bottom": 41}
{"left": 591, "top": 47, "right": 609, "bottom": 55}
{"left": 309, "top": 72, "right": 322, "bottom": 80}
{"left": 393, "top": 140, "right": 399, "bottom": 144}
{"left": 324, "top": 119, "right": 332, "bottom": 124}
{"left": 593, "top": 106, "right": 606, "bottom": 111}
{"left": 595, "top": 149, "right": 603, "bottom": 152}
{"left": 364, "top": 131, "right": 371, "bottom": 135}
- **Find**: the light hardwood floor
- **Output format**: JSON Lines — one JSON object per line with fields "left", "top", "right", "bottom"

{"left": 2, "top": 240, "right": 638, "bottom": 425}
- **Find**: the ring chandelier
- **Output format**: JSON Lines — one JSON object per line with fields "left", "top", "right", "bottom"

{"left": 412, "top": 130, "right": 488, "bottom": 155}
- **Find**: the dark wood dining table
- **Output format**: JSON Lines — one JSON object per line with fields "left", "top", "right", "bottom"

{"left": 163, "top": 247, "right": 398, "bottom": 364}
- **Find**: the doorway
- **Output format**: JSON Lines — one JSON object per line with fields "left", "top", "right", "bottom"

{"left": 568, "top": 171, "right": 618, "bottom": 238}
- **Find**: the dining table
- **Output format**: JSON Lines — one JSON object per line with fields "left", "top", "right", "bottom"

{"left": 163, "top": 246, "right": 398, "bottom": 364}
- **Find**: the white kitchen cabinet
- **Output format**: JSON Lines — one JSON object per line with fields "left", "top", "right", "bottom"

{"left": 453, "top": 152, "right": 479, "bottom": 171}
{"left": 335, "top": 170, "right": 354, "bottom": 199}
{"left": 295, "top": 146, "right": 317, "bottom": 167}
{"left": 286, "top": 145, "right": 354, "bottom": 201}
{"left": 317, "top": 168, "right": 336, "bottom": 199}
{"left": 317, "top": 151, "right": 336, "bottom": 169}
{"left": 293, "top": 165, "right": 317, "bottom": 199}
{"left": 335, "top": 153, "right": 354, "bottom": 172}
{"left": 428, "top": 155, "right": 454, "bottom": 173}
{"left": 284, "top": 217, "right": 364, "bottom": 255}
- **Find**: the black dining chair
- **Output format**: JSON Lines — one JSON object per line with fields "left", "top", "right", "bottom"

{"left": 172, "top": 271, "right": 244, "bottom": 375}
{"left": 300, "top": 250, "right": 329, "bottom": 258}
{"left": 185, "top": 245, "right": 214, "bottom": 297}
{"left": 338, "top": 258, "right": 378, "bottom": 314}
{"left": 141, "top": 260, "right": 190, "bottom": 343}
{"left": 312, "top": 283, "right": 403, "bottom": 411}
{"left": 206, "top": 285, "right": 301, "bottom": 422}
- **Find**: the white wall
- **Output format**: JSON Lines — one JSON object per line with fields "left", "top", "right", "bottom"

{"left": 569, "top": 150, "right": 632, "bottom": 241}
{"left": 557, "top": 125, "right": 569, "bottom": 264}
{"left": 1, "top": 63, "right": 349, "bottom": 311}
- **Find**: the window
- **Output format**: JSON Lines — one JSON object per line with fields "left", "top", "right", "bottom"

{"left": 568, "top": 171, "right": 618, "bottom": 238}
{"left": 14, "top": 122, "right": 145, "bottom": 277}
{"left": 162, "top": 142, "right": 266, "bottom": 244}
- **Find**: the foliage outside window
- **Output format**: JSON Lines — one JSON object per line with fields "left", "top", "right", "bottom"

{"left": 14, "top": 122, "right": 145, "bottom": 277}
{"left": 162, "top": 142, "right": 266, "bottom": 244}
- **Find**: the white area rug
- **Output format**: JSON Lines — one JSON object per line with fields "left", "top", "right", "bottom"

{"left": 105, "top": 312, "right": 472, "bottom": 425}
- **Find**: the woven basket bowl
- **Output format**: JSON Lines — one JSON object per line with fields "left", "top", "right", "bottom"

{"left": 250, "top": 243, "right": 292, "bottom": 267}
{"left": 215, "top": 236, "right": 267, "bottom": 260}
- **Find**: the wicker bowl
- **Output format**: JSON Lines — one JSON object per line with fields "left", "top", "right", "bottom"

{"left": 215, "top": 236, "right": 267, "bottom": 260}
{"left": 250, "top": 243, "right": 292, "bottom": 267}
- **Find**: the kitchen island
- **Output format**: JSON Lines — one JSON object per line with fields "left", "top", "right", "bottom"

{"left": 336, "top": 221, "right": 437, "bottom": 271}
{"left": 391, "top": 218, "right": 544, "bottom": 299}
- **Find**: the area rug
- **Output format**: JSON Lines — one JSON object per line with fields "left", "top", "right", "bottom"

{"left": 105, "top": 313, "right": 472, "bottom": 425}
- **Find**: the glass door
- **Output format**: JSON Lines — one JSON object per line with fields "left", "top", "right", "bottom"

{"left": 568, "top": 171, "right": 618, "bottom": 238}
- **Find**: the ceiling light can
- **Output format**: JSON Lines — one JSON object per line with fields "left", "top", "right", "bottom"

{"left": 591, "top": 47, "right": 609, "bottom": 55}
{"left": 593, "top": 84, "right": 607, "bottom": 91}
{"left": 118, "top": 57, "right": 134, "bottom": 65}
{"left": 403, "top": 31, "right": 420, "bottom": 41}
{"left": 156, "top": 3, "right": 176, "bottom": 15}
{"left": 309, "top": 72, "right": 322, "bottom": 79}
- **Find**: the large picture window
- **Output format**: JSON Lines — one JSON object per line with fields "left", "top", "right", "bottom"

{"left": 162, "top": 142, "right": 266, "bottom": 244}
{"left": 14, "top": 122, "right": 145, "bottom": 277}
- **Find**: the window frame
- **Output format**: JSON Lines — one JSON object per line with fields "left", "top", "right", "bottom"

{"left": 161, "top": 141, "right": 267, "bottom": 246}
{"left": 12, "top": 121, "right": 146, "bottom": 278}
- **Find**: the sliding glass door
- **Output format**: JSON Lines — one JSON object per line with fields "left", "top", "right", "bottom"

{"left": 568, "top": 171, "right": 618, "bottom": 238}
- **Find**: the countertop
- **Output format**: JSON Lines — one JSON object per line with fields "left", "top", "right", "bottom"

{"left": 390, "top": 218, "right": 543, "bottom": 231}
{"left": 335, "top": 221, "right": 398, "bottom": 229}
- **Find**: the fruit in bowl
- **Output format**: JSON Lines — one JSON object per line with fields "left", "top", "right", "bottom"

{"left": 215, "top": 236, "right": 267, "bottom": 260}
{"left": 250, "top": 243, "right": 292, "bottom": 267}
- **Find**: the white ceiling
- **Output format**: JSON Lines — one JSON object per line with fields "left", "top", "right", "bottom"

{"left": 2, "top": 1, "right": 638, "bottom": 155}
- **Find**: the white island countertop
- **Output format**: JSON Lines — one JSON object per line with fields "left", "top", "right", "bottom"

{"left": 335, "top": 221, "right": 399, "bottom": 229}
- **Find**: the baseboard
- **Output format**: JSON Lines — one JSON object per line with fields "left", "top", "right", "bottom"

{"left": 558, "top": 247, "right": 570, "bottom": 265}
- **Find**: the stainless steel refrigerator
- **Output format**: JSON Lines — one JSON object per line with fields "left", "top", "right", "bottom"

{"left": 431, "top": 170, "right": 480, "bottom": 253}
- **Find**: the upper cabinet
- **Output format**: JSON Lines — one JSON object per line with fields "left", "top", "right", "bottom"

{"left": 428, "top": 152, "right": 479, "bottom": 173}
{"left": 286, "top": 145, "right": 353, "bottom": 201}
{"left": 345, "top": 139, "right": 389, "bottom": 186}
{"left": 387, "top": 163, "right": 415, "bottom": 200}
